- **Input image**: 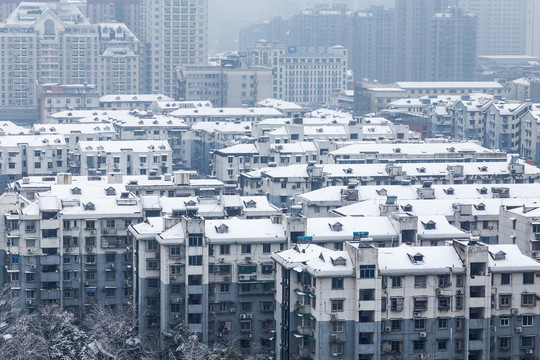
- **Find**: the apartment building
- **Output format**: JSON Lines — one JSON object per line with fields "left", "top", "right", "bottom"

{"left": 99, "top": 94, "right": 173, "bottom": 110}
{"left": 245, "top": 42, "right": 348, "bottom": 106}
{"left": 176, "top": 61, "right": 273, "bottom": 107}
{"left": 3, "top": 175, "right": 142, "bottom": 312}
{"left": 40, "top": 84, "right": 101, "bottom": 124}
{"left": 74, "top": 140, "right": 172, "bottom": 176}
{"left": 86, "top": 0, "right": 140, "bottom": 37}
{"left": 0, "top": 3, "right": 140, "bottom": 112}
{"left": 273, "top": 239, "right": 540, "bottom": 360}
{"left": 139, "top": 0, "right": 208, "bottom": 97}
{"left": 240, "top": 159, "right": 538, "bottom": 209}
{"left": 520, "top": 105, "right": 540, "bottom": 164}
{"left": 499, "top": 204, "right": 540, "bottom": 260}
{"left": 485, "top": 101, "right": 531, "bottom": 153}
{"left": 170, "top": 106, "right": 282, "bottom": 125}
{"left": 31, "top": 123, "right": 116, "bottom": 153}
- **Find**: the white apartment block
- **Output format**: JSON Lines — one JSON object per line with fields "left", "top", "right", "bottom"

{"left": 246, "top": 42, "right": 348, "bottom": 106}
{"left": 273, "top": 240, "right": 540, "bottom": 360}
{"left": 139, "top": 0, "right": 208, "bottom": 97}
{"left": 485, "top": 101, "right": 531, "bottom": 153}
{"left": 170, "top": 106, "right": 282, "bottom": 125}
{"left": 240, "top": 159, "right": 539, "bottom": 209}
{"left": 520, "top": 105, "right": 540, "bottom": 163}
{"left": 100, "top": 94, "right": 173, "bottom": 110}
{"left": 40, "top": 84, "right": 101, "bottom": 123}
{"left": 75, "top": 140, "right": 172, "bottom": 176}
{"left": 31, "top": 123, "right": 116, "bottom": 153}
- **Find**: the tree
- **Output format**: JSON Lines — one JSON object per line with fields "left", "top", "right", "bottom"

{"left": 83, "top": 304, "right": 153, "bottom": 360}
{"left": 163, "top": 322, "right": 227, "bottom": 360}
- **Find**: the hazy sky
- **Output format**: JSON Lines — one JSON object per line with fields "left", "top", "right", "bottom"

{"left": 208, "top": 0, "right": 394, "bottom": 53}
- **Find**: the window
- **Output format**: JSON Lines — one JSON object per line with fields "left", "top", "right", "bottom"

{"left": 188, "top": 234, "right": 202, "bottom": 247}
{"left": 331, "top": 277, "right": 343, "bottom": 289}
{"left": 499, "top": 336, "right": 511, "bottom": 350}
{"left": 522, "top": 293, "right": 536, "bottom": 307}
{"left": 359, "top": 265, "right": 375, "bottom": 278}
{"left": 390, "top": 341, "right": 403, "bottom": 354}
{"left": 240, "top": 302, "right": 252, "bottom": 312}
{"left": 263, "top": 244, "right": 271, "bottom": 254}
{"left": 391, "top": 319, "right": 402, "bottom": 331}
{"left": 499, "top": 294, "right": 512, "bottom": 307}
{"left": 188, "top": 256, "right": 202, "bottom": 266}
{"left": 330, "top": 342, "right": 344, "bottom": 356}
{"left": 456, "top": 295, "right": 463, "bottom": 309}
{"left": 501, "top": 273, "right": 510, "bottom": 285}
{"left": 438, "top": 296, "right": 450, "bottom": 310}
{"left": 414, "top": 275, "right": 427, "bottom": 288}
{"left": 523, "top": 315, "right": 534, "bottom": 327}
{"left": 260, "top": 301, "right": 273, "bottom": 312}
{"left": 438, "top": 318, "right": 448, "bottom": 329}
{"left": 523, "top": 272, "right": 534, "bottom": 284}
{"left": 85, "top": 220, "right": 96, "bottom": 230}
{"left": 25, "top": 221, "right": 36, "bottom": 232}
{"left": 330, "top": 320, "right": 344, "bottom": 333}
{"left": 437, "top": 339, "right": 447, "bottom": 351}
{"left": 241, "top": 244, "right": 251, "bottom": 254}
{"left": 438, "top": 274, "right": 450, "bottom": 287}
{"left": 521, "top": 335, "right": 535, "bottom": 349}
{"left": 414, "top": 318, "right": 426, "bottom": 330}
{"left": 391, "top": 297, "right": 404, "bottom": 311}
{"left": 105, "top": 253, "right": 115, "bottom": 263}
{"left": 414, "top": 297, "right": 428, "bottom": 311}
{"left": 220, "top": 245, "right": 230, "bottom": 255}
{"left": 170, "top": 246, "right": 181, "bottom": 257}
{"left": 146, "top": 259, "right": 158, "bottom": 270}
{"left": 105, "top": 271, "right": 116, "bottom": 281}
{"left": 331, "top": 299, "right": 344, "bottom": 312}
{"left": 391, "top": 276, "right": 402, "bottom": 288}
{"left": 86, "top": 255, "right": 96, "bottom": 264}
{"left": 26, "top": 238, "right": 36, "bottom": 247}
{"left": 106, "top": 219, "right": 115, "bottom": 228}
{"left": 413, "top": 340, "right": 425, "bottom": 352}
{"left": 219, "top": 283, "right": 229, "bottom": 293}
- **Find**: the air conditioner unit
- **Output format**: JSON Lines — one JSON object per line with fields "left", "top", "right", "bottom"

{"left": 515, "top": 327, "right": 522, "bottom": 333}
{"left": 213, "top": 266, "right": 220, "bottom": 273}
{"left": 246, "top": 313, "right": 253, "bottom": 319}
{"left": 526, "top": 349, "right": 533, "bottom": 355}
{"left": 31, "top": 265, "right": 37, "bottom": 270}
{"left": 219, "top": 258, "right": 224, "bottom": 263}
{"left": 488, "top": 225, "right": 493, "bottom": 230}
{"left": 25, "top": 299, "right": 33, "bottom": 305}
{"left": 90, "top": 230, "right": 96, "bottom": 234}
{"left": 173, "top": 314, "right": 180, "bottom": 319}
{"left": 416, "top": 354, "right": 424, "bottom": 360}
{"left": 436, "top": 288, "right": 442, "bottom": 295}
{"left": 384, "top": 326, "right": 391, "bottom": 333}
{"left": 175, "top": 297, "right": 183, "bottom": 303}
{"left": 86, "top": 246, "right": 93, "bottom": 252}
{"left": 108, "top": 263, "right": 114, "bottom": 268}
{"left": 331, "top": 334, "right": 339, "bottom": 340}
{"left": 419, "top": 332, "right": 427, "bottom": 338}
{"left": 246, "top": 334, "right": 252, "bottom": 339}
{"left": 170, "top": 276, "right": 176, "bottom": 281}
{"left": 511, "top": 308, "right": 519, "bottom": 315}
{"left": 230, "top": 307, "right": 236, "bottom": 312}
{"left": 124, "top": 280, "right": 129, "bottom": 285}
{"left": 245, "top": 256, "right": 251, "bottom": 262}
{"left": 240, "top": 314, "right": 247, "bottom": 319}
{"left": 456, "top": 289, "right": 462, "bottom": 295}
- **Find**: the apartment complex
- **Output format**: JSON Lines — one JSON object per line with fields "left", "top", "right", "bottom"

{"left": 0, "top": 2, "right": 140, "bottom": 109}
{"left": 273, "top": 240, "right": 540, "bottom": 360}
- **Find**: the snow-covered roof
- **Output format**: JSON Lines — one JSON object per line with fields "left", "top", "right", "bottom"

{"left": 377, "top": 244, "right": 466, "bottom": 275}
{"left": 305, "top": 216, "right": 398, "bottom": 241}
{"left": 330, "top": 142, "right": 498, "bottom": 157}
{"left": 205, "top": 217, "right": 286, "bottom": 243}
{"left": 32, "top": 123, "right": 115, "bottom": 135}
{"left": 100, "top": 94, "right": 173, "bottom": 103}
{"left": 258, "top": 98, "right": 304, "bottom": 110}
{"left": 170, "top": 107, "right": 282, "bottom": 118}
{"left": 487, "top": 244, "right": 540, "bottom": 272}
{"left": 272, "top": 244, "right": 354, "bottom": 277}
{"left": 78, "top": 140, "right": 171, "bottom": 153}
{"left": 397, "top": 81, "right": 503, "bottom": 89}
{"left": 0, "top": 134, "right": 66, "bottom": 147}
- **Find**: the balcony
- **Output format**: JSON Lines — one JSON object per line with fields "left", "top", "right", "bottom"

{"left": 40, "top": 255, "right": 60, "bottom": 265}
{"left": 41, "top": 238, "right": 59, "bottom": 248}
{"left": 40, "top": 289, "right": 60, "bottom": 300}
{"left": 40, "top": 219, "right": 59, "bottom": 230}
{"left": 41, "top": 272, "right": 60, "bottom": 282}
{"left": 187, "top": 285, "right": 202, "bottom": 294}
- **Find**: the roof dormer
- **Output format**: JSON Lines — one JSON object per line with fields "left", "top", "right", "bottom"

{"left": 215, "top": 224, "right": 229, "bottom": 234}
{"left": 329, "top": 222, "right": 343, "bottom": 232}
{"left": 70, "top": 187, "right": 81, "bottom": 195}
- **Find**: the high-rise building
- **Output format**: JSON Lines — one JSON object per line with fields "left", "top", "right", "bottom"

{"left": 430, "top": 7, "right": 477, "bottom": 81}
{"left": 246, "top": 42, "right": 347, "bottom": 105}
{"left": 394, "top": 0, "right": 447, "bottom": 81}
{"left": 459, "top": 0, "right": 527, "bottom": 55}
{"left": 0, "top": 2, "right": 140, "bottom": 109}
{"left": 86, "top": 0, "right": 141, "bottom": 36}
{"left": 139, "top": 0, "right": 208, "bottom": 98}
{"left": 526, "top": 0, "right": 540, "bottom": 57}
{"left": 0, "top": 0, "right": 57, "bottom": 21}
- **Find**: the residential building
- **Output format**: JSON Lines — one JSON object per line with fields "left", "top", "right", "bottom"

{"left": 100, "top": 94, "right": 173, "bottom": 110}
{"left": 0, "top": 2, "right": 140, "bottom": 113}
{"left": 74, "top": 140, "right": 172, "bottom": 176}
{"left": 86, "top": 0, "right": 140, "bottom": 36}
{"left": 139, "top": 0, "right": 208, "bottom": 97}
{"left": 40, "top": 84, "right": 101, "bottom": 125}
{"left": 176, "top": 58, "right": 273, "bottom": 107}
{"left": 460, "top": 0, "right": 527, "bottom": 55}
{"left": 430, "top": 7, "right": 477, "bottom": 82}
{"left": 245, "top": 41, "right": 348, "bottom": 106}
{"left": 521, "top": 105, "right": 540, "bottom": 163}
{"left": 485, "top": 101, "right": 531, "bottom": 153}
{"left": 3, "top": 176, "right": 141, "bottom": 312}
{"left": 500, "top": 203, "right": 540, "bottom": 259}
{"left": 170, "top": 106, "right": 282, "bottom": 125}
{"left": 394, "top": 0, "right": 448, "bottom": 81}
{"left": 240, "top": 159, "right": 539, "bottom": 209}
{"left": 273, "top": 240, "right": 540, "bottom": 360}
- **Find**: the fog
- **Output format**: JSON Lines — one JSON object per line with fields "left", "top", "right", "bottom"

{"left": 208, "top": 0, "right": 394, "bottom": 53}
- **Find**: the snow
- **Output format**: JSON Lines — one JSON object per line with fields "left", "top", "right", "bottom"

{"left": 487, "top": 244, "right": 540, "bottom": 272}
{"left": 377, "top": 244, "right": 466, "bottom": 275}
{"left": 305, "top": 216, "right": 398, "bottom": 241}
{"left": 205, "top": 218, "right": 286, "bottom": 244}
